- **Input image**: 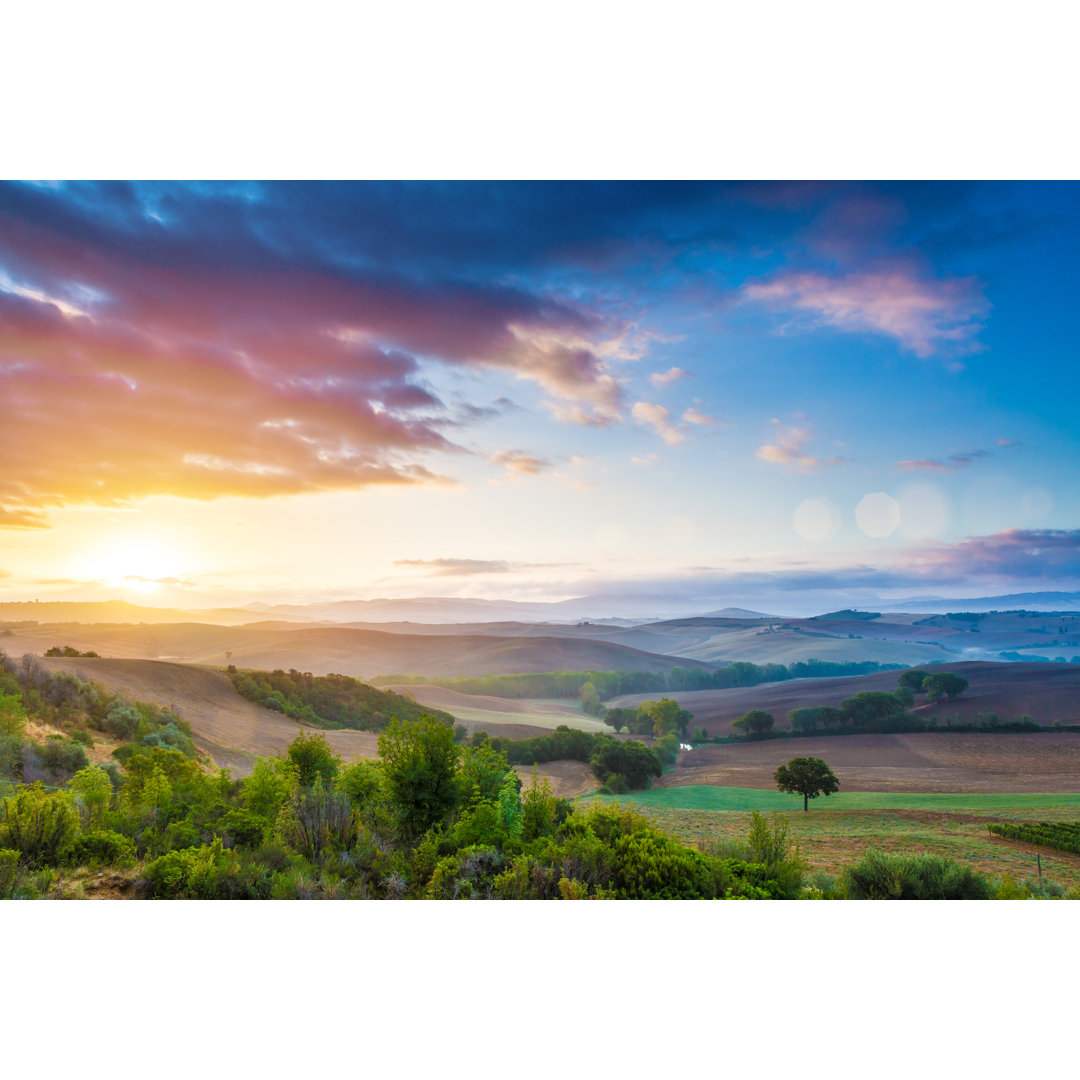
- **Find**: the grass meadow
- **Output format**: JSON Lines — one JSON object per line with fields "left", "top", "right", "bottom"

{"left": 583, "top": 786, "right": 1080, "bottom": 890}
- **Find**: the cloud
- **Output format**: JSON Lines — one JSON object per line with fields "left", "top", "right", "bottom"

{"left": 0, "top": 505, "right": 49, "bottom": 529}
{"left": 902, "top": 528, "right": 1080, "bottom": 581}
{"left": 647, "top": 366, "right": 688, "bottom": 387}
{"left": 741, "top": 264, "right": 990, "bottom": 357}
{"left": 631, "top": 402, "right": 685, "bottom": 446}
{"left": 756, "top": 419, "right": 846, "bottom": 473}
{"left": 997, "top": 438, "right": 1022, "bottom": 448}
{"left": 631, "top": 453, "right": 660, "bottom": 468}
{"left": 682, "top": 407, "right": 719, "bottom": 426}
{"left": 125, "top": 574, "right": 195, "bottom": 588}
{"left": 392, "top": 558, "right": 565, "bottom": 577}
{"left": 0, "top": 182, "right": 630, "bottom": 513}
{"left": 895, "top": 449, "right": 989, "bottom": 472}
{"left": 488, "top": 449, "right": 553, "bottom": 476}
{"left": 542, "top": 401, "right": 621, "bottom": 427}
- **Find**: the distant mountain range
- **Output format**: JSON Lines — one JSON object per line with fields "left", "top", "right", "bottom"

{"left": 878, "top": 592, "right": 1080, "bottom": 614}
{"left": 4, "top": 591, "right": 1080, "bottom": 629}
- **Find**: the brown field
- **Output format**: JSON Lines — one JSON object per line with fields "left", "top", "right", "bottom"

{"left": 383, "top": 683, "right": 604, "bottom": 736}
{"left": 515, "top": 760, "right": 597, "bottom": 798}
{"left": 661, "top": 731, "right": 1080, "bottom": 793}
{"left": 612, "top": 660, "right": 1080, "bottom": 734}
{"left": 38, "top": 656, "right": 379, "bottom": 776}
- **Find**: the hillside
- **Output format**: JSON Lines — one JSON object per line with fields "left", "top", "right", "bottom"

{"left": 36, "top": 656, "right": 380, "bottom": 776}
{"left": 1, "top": 621, "right": 709, "bottom": 679}
{"left": 612, "top": 661, "right": 1080, "bottom": 736}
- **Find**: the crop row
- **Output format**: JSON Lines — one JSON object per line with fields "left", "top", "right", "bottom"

{"left": 987, "top": 821, "right": 1080, "bottom": 855}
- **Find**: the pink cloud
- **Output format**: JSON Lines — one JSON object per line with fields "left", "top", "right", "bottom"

{"left": 631, "top": 402, "right": 685, "bottom": 446}
{"left": 647, "top": 366, "right": 688, "bottom": 387}
{"left": 488, "top": 449, "right": 553, "bottom": 476}
{"left": 756, "top": 419, "right": 846, "bottom": 474}
{"left": 741, "top": 264, "right": 990, "bottom": 357}
{"left": 0, "top": 200, "right": 630, "bottom": 521}
{"left": 895, "top": 450, "right": 988, "bottom": 472}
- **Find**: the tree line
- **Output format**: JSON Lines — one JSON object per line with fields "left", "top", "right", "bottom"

{"left": 372, "top": 657, "right": 903, "bottom": 703}
{"left": 228, "top": 666, "right": 454, "bottom": 732}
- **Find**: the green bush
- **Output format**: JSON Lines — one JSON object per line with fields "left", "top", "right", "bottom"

{"left": 142, "top": 839, "right": 273, "bottom": 899}
{"left": 36, "top": 735, "right": 90, "bottom": 778}
{"left": 0, "top": 847, "right": 18, "bottom": 898}
{"left": 69, "top": 829, "right": 136, "bottom": 867}
{"left": 841, "top": 849, "right": 993, "bottom": 900}
{"left": 104, "top": 704, "right": 142, "bottom": 741}
{"left": 0, "top": 783, "right": 80, "bottom": 867}
{"left": 277, "top": 784, "right": 357, "bottom": 861}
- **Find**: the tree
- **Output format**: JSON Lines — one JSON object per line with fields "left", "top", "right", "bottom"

{"left": 630, "top": 698, "right": 694, "bottom": 739}
{"left": 588, "top": 739, "right": 662, "bottom": 790}
{"left": 377, "top": 714, "right": 462, "bottom": 837}
{"left": 923, "top": 672, "right": 968, "bottom": 703}
{"left": 774, "top": 757, "right": 840, "bottom": 811}
{"left": 787, "top": 705, "right": 843, "bottom": 733}
{"left": 839, "top": 691, "right": 905, "bottom": 726}
{"left": 286, "top": 732, "right": 341, "bottom": 789}
{"left": 603, "top": 707, "right": 636, "bottom": 734}
{"left": 732, "top": 710, "right": 775, "bottom": 738}
{"left": 898, "top": 669, "right": 930, "bottom": 692}
{"left": 69, "top": 765, "right": 113, "bottom": 827}
{"left": 579, "top": 681, "right": 603, "bottom": 717}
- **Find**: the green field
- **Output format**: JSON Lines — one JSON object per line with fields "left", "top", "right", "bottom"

{"left": 582, "top": 785, "right": 1080, "bottom": 891}
{"left": 582, "top": 785, "right": 1080, "bottom": 814}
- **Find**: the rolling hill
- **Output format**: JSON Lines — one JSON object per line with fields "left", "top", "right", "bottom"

{"left": 1, "top": 621, "right": 711, "bottom": 679}
{"left": 611, "top": 661, "right": 1080, "bottom": 736}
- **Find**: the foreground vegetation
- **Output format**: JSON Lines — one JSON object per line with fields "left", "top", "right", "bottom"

{"left": 6, "top": 648, "right": 1076, "bottom": 900}
{"left": 589, "top": 786, "right": 1080, "bottom": 896}
{"left": 1, "top": 720, "right": 803, "bottom": 900}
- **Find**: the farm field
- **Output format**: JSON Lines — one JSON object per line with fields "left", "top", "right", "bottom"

{"left": 661, "top": 732, "right": 1080, "bottom": 792}
{"left": 383, "top": 684, "right": 606, "bottom": 734}
{"left": 586, "top": 786, "right": 1080, "bottom": 889}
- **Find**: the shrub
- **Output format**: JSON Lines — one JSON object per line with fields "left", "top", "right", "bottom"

{"left": 36, "top": 735, "right": 89, "bottom": 779}
{"left": 0, "top": 847, "right": 18, "bottom": 898}
{"left": 0, "top": 783, "right": 80, "bottom": 866}
{"left": 69, "top": 765, "right": 114, "bottom": 826}
{"left": 277, "top": 784, "right": 357, "bottom": 861}
{"left": 219, "top": 808, "right": 273, "bottom": 848}
{"left": 0, "top": 692, "right": 27, "bottom": 738}
{"left": 841, "top": 849, "right": 993, "bottom": 900}
{"left": 142, "top": 839, "right": 272, "bottom": 899}
{"left": 104, "top": 704, "right": 143, "bottom": 740}
{"left": 69, "top": 829, "right": 136, "bottom": 867}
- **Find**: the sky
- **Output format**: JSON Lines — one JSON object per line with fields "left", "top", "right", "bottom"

{"left": 2, "top": 180, "right": 1080, "bottom": 615}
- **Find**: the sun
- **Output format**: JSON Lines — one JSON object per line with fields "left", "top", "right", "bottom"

{"left": 83, "top": 534, "right": 186, "bottom": 593}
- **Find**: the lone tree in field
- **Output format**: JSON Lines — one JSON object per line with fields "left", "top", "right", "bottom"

{"left": 774, "top": 756, "right": 840, "bottom": 811}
